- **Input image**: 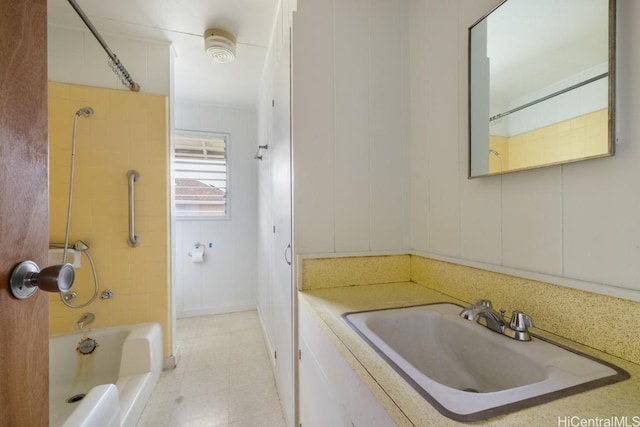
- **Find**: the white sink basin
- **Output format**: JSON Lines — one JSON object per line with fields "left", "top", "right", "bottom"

{"left": 343, "top": 303, "right": 629, "bottom": 421}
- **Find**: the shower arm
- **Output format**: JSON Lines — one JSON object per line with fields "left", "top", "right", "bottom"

{"left": 66, "top": 0, "right": 140, "bottom": 92}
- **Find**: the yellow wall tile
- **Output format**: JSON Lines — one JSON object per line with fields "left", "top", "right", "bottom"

{"left": 488, "top": 136, "right": 508, "bottom": 173}
{"left": 48, "top": 83, "right": 171, "bottom": 357}
{"left": 501, "top": 109, "right": 608, "bottom": 171}
{"left": 49, "top": 82, "right": 70, "bottom": 100}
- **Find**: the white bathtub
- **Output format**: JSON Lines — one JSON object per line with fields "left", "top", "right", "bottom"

{"left": 49, "top": 322, "right": 163, "bottom": 427}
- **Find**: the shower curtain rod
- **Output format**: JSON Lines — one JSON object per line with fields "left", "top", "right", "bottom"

{"left": 67, "top": 0, "right": 140, "bottom": 92}
{"left": 489, "top": 72, "right": 608, "bottom": 122}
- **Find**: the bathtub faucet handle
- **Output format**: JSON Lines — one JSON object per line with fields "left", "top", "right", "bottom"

{"left": 100, "top": 289, "right": 114, "bottom": 300}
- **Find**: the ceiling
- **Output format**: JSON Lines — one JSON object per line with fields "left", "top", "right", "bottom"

{"left": 47, "top": 0, "right": 279, "bottom": 109}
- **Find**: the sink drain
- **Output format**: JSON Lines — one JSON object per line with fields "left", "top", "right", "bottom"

{"left": 66, "top": 394, "right": 86, "bottom": 403}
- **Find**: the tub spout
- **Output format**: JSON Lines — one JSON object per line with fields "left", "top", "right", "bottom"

{"left": 77, "top": 312, "right": 95, "bottom": 329}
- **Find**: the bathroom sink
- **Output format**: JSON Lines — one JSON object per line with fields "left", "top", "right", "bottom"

{"left": 342, "top": 303, "right": 629, "bottom": 421}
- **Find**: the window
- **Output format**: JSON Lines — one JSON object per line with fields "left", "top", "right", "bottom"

{"left": 173, "top": 133, "right": 228, "bottom": 218}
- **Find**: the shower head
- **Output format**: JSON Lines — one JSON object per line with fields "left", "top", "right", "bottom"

{"left": 489, "top": 149, "right": 501, "bottom": 157}
{"left": 75, "top": 107, "right": 94, "bottom": 117}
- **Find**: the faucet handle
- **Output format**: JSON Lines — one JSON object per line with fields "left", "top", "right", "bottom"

{"left": 476, "top": 299, "right": 493, "bottom": 309}
{"left": 509, "top": 311, "right": 532, "bottom": 331}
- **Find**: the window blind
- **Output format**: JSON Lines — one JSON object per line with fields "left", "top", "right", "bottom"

{"left": 173, "top": 134, "right": 227, "bottom": 218}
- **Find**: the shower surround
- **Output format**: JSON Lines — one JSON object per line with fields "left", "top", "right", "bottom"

{"left": 48, "top": 82, "right": 171, "bottom": 357}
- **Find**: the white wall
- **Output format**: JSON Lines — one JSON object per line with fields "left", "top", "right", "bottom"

{"left": 289, "top": 0, "right": 640, "bottom": 301}
{"left": 257, "top": 92, "right": 274, "bottom": 347}
{"left": 48, "top": 25, "right": 170, "bottom": 95}
{"left": 292, "top": 0, "right": 411, "bottom": 255}
{"left": 256, "top": 2, "right": 297, "bottom": 425}
{"left": 257, "top": 90, "right": 274, "bottom": 346}
{"left": 174, "top": 103, "right": 258, "bottom": 316}
{"left": 256, "top": 0, "right": 291, "bottom": 348}
{"left": 410, "top": 0, "right": 640, "bottom": 301}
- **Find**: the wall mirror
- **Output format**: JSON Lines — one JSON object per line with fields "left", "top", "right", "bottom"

{"left": 469, "top": 0, "right": 616, "bottom": 178}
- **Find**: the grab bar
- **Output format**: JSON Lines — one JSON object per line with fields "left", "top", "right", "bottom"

{"left": 127, "top": 170, "right": 140, "bottom": 247}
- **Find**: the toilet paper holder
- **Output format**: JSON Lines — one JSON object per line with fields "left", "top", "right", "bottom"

{"left": 188, "top": 244, "right": 205, "bottom": 262}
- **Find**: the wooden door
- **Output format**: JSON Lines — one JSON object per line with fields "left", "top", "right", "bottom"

{"left": 0, "top": 0, "right": 50, "bottom": 425}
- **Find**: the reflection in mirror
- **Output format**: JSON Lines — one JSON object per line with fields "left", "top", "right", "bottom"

{"left": 469, "top": 0, "right": 615, "bottom": 178}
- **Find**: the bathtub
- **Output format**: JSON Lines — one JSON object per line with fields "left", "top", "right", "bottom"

{"left": 49, "top": 322, "right": 163, "bottom": 427}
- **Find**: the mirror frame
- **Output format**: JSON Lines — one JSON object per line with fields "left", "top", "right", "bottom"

{"left": 468, "top": 0, "right": 616, "bottom": 179}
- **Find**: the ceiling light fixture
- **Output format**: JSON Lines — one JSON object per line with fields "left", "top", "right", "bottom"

{"left": 204, "top": 28, "right": 237, "bottom": 63}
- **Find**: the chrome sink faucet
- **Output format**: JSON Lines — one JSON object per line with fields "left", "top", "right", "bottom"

{"left": 459, "top": 299, "right": 493, "bottom": 320}
{"left": 460, "top": 300, "right": 532, "bottom": 341}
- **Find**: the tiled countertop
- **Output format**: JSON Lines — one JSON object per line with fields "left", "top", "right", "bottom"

{"left": 299, "top": 282, "right": 640, "bottom": 426}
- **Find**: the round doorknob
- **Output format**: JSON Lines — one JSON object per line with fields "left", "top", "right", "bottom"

{"left": 9, "top": 261, "right": 75, "bottom": 300}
